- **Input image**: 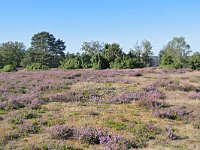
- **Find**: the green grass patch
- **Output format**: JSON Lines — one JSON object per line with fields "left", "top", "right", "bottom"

{"left": 104, "top": 118, "right": 128, "bottom": 130}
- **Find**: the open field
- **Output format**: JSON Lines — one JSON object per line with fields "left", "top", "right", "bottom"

{"left": 0, "top": 68, "right": 200, "bottom": 150}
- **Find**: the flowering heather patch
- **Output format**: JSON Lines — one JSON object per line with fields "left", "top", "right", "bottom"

{"left": 50, "top": 90, "right": 84, "bottom": 102}
{"left": 110, "top": 92, "right": 140, "bottom": 104}
{"left": 79, "top": 127, "right": 136, "bottom": 149}
{"left": 154, "top": 107, "right": 189, "bottom": 120}
{"left": 50, "top": 125, "right": 74, "bottom": 140}
{"left": 79, "top": 128, "right": 104, "bottom": 144}
{"left": 90, "top": 95, "right": 106, "bottom": 103}
{"left": 19, "top": 121, "right": 40, "bottom": 134}
{"left": 143, "top": 86, "right": 166, "bottom": 100}
{"left": 101, "top": 135, "right": 136, "bottom": 150}
{"left": 30, "top": 98, "right": 44, "bottom": 109}
{"left": 188, "top": 92, "right": 200, "bottom": 100}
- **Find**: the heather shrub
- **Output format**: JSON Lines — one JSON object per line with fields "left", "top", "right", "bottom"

{"left": 19, "top": 122, "right": 40, "bottom": 134}
{"left": 101, "top": 136, "right": 136, "bottom": 150}
{"left": 110, "top": 92, "right": 140, "bottom": 104}
{"left": 26, "top": 63, "right": 49, "bottom": 71}
{"left": 1, "top": 64, "right": 17, "bottom": 72}
{"left": 7, "top": 99, "right": 25, "bottom": 110}
{"left": 154, "top": 107, "right": 189, "bottom": 120}
{"left": 50, "top": 125, "right": 74, "bottom": 140}
{"left": 30, "top": 98, "right": 44, "bottom": 109}
{"left": 188, "top": 93, "right": 200, "bottom": 100}
{"left": 79, "top": 128, "right": 104, "bottom": 144}
{"left": 50, "top": 91, "right": 84, "bottom": 102}
{"left": 138, "top": 99, "right": 168, "bottom": 109}
{"left": 24, "top": 112, "right": 41, "bottom": 119}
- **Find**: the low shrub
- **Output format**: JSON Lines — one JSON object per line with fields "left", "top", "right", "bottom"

{"left": 100, "top": 135, "right": 137, "bottom": 149}
{"left": 154, "top": 107, "right": 189, "bottom": 120}
{"left": 50, "top": 91, "right": 84, "bottom": 102}
{"left": 26, "top": 63, "right": 49, "bottom": 71}
{"left": 79, "top": 128, "right": 104, "bottom": 144}
{"left": 50, "top": 125, "right": 74, "bottom": 140}
{"left": 60, "top": 57, "right": 82, "bottom": 69}
{"left": 19, "top": 122, "right": 40, "bottom": 134}
{"left": 188, "top": 93, "right": 200, "bottom": 100}
{"left": 130, "top": 123, "right": 161, "bottom": 148}
{"left": 1, "top": 64, "right": 16, "bottom": 72}
{"left": 30, "top": 98, "right": 44, "bottom": 110}
{"left": 24, "top": 112, "right": 41, "bottom": 119}
{"left": 7, "top": 99, "right": 25, "bottom": 110}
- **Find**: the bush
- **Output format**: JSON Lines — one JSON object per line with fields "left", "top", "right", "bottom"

{"left": 26, "top": 63, "right": 49, "bottom": 71}
{"left": 154, "top": 107, "right": 189, "bottom": 120}
{"left": 1, "top": 64, "right": 16, "bottom": 72}
{"left": 189, "top": 52, "right": 200, "bottom": 70}
{"left": 60, "top": 57, "right": 82, "bottom": 69}
{"left": 91, "top": 53, "right": 109, "bottom": 69}
{"left": 79, "top": 128, "right": 104, "bottom": 144}
{"left": 50, "top": 125, "right": 74, "bottom": 140}
{"left": 19, "top": 122, "right": 40, "bottom": 134}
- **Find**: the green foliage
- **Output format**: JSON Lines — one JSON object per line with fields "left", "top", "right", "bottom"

{"left": 0, "top": 41, "right": 25, "bottom": 67}
{"left": 1, "top": 65, "right": 17, "bottom": 72}
{"left": 110, "top": 57, "right": 144, "bottom": 69}
{"left": 91, "top": 53, "right": 109, "bottom": 69}
{"left": 60, "top": 57, "right": 82, "bottom": 69}
{"left": 161, "top": 53, "right": 183, "bottom": 69}
{"left": 21, "top": 31, "right": 66, "bottom": 68}
{"left": 141, "top": 40, "right": 153, "bottom": 67}
{"left": 81, "top": 41, "right": 104, "bottom": 55}
{"left": 189, "top": 52, "right": 200, "bottom": 70}
{"left": 160, "top": 37, "right": 191, "bottom": 68}
{"left": 110, "top": 57, "right": 126, "bottom": 69}
{"left": 81, "top": 53, "right": 92, "bottom": 69}
{"left": 26, "top": 63, "right": 49, "bottom": 71}
{"left": 104, "top": 43, "right": 123, "bottom": 62}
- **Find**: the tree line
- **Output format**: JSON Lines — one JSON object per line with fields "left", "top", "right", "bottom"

{"left": 0, "top": 31, "right": 200, "bottom": 71}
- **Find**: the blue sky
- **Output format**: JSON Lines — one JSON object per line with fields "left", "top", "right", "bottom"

{"left": 0, "top": 0, "right": 200, "bottom": 55}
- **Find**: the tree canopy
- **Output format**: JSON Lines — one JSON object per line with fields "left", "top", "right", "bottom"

{"left": 0, "top": 33, "right": 198, "bottom": 71}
